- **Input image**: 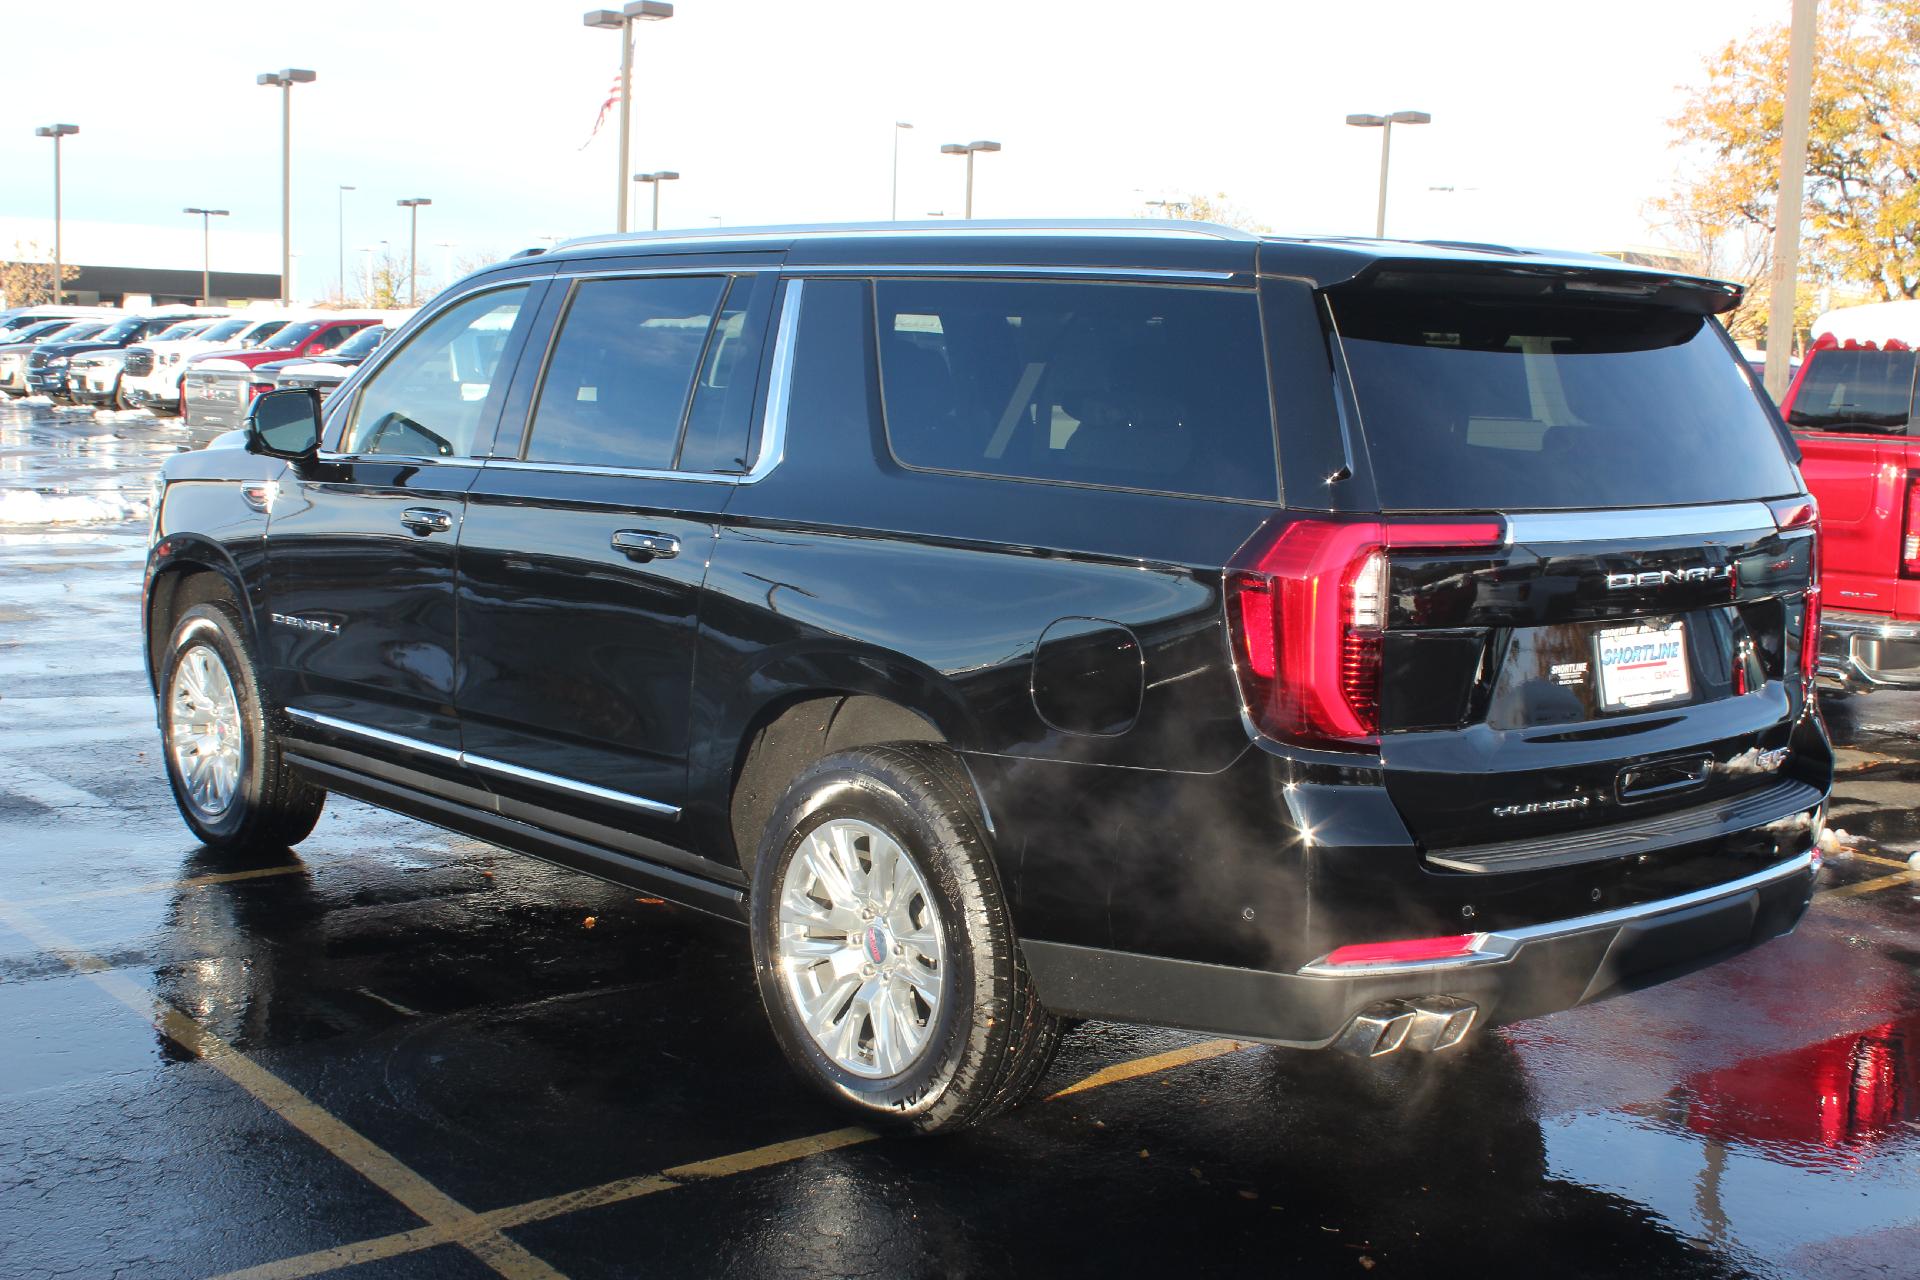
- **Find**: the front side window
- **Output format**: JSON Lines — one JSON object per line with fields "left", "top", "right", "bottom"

{"left": 260, "top": 321, "right": 326, "bottom": 353}
{"left": 523, "top": 275, "right": 725, "bottom": 470}
{"left": 342, "top": 286, "right": 531, "bottom": 458}
{"left": 874, "top": 278, "right": 1278, "bottom": 501}
{"left": 197, "top": 319, "right": 251, "bottom": 343}
{"left": 1787, "top": 346, "right": 1915, "bottom": 435}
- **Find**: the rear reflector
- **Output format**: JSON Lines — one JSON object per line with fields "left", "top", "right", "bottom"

{"left": 1227, "top": 517, "right": 1504, "bottom": 748}
{"left": 1322, "top": 934, "right": 1485, "bottom": 967}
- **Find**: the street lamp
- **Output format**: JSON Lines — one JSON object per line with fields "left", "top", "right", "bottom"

{"left": 1345, "top": 110, "right": 1430, "bottom": 238}
{"left": 397, "top": 199, "right": 431, "bottom": 306}
{"left": 632, "top": 171, "right": 679, "bottom": 231}
{"left": 584, "top": 1, "right": 673, "bottom": 233}
{"left": 33, "top": 125, "right": 78, "bottom": 304}
{"left": 337, "top": 185, "right": 355, "bottom": 302}
{"left": 256, "top": 69, "right": 317, "bottom": 303}
{"left": 182, "top": 208, "right": 229, "bottom": 304}
{"left": 891, "top": 121, "right": 913, "bottom": 220}
{"left": 939, "top": 140, "right": 1001, "bottom": 219}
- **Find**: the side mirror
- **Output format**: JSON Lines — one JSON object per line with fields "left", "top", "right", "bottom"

{"left": 246, "top": 388, "right": 323, "bottom": 460}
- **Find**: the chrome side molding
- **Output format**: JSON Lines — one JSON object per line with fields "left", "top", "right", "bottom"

{"left": 284, "top": 708, "right": 680, "bottom": 819}
{"left": 1505, "top": 502, "right": 1778, "bottom": 546}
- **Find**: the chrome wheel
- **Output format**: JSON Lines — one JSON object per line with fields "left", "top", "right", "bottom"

{"left": 776, "top": 818, "right": 946, "bottom": 1079}
{"left": 168, "top": 642, "right": 244, "bottom": 818}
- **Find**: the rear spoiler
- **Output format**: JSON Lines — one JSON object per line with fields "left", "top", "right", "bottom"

{"left": 1327, "top": 259, "right": 1744, "bottom": 317}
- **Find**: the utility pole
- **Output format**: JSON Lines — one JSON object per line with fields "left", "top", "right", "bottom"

{"left": 1766, "top": 0, "right": 1818, "bottom": 401}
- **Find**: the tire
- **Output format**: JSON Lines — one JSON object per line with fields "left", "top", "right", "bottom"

{"left": 111, "top": 378, "right": 129, "bottom": 411}
{"left": 157, "top": 600, "right": 325, "bottom": 854}
{"left": 749, "top": 743, "right": 1062, "bottom": 1135}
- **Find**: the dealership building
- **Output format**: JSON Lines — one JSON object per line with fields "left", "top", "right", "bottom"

{"left": 2, "top": 215, "right": 285, "bottom": 307}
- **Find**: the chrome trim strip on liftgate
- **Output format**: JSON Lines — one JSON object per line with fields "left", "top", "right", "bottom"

{"left": 1504, "top": 502, "right": 1778, "bottom": 545}
{"left": 284, "top": 708, "right": 680, "bottom": 819}
{"left": 1297, "top": 850, "right": 1814, "bottom": 977}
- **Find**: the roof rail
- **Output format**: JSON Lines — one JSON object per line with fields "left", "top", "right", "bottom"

{"left": 552, "top": 217, "right": 1260, "bottom": 254}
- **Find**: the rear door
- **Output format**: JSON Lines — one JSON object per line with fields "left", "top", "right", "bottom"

{"left": 1787, "top": 343, "right": 1917, "bottom": 614}
{"left": 453, "top": 267, "right": 775, "bottom": 850}
{"left": 1324, "top": 275, "right": 1822, "bottom": 869}
{"left": 265, "top": 280, "right": 545, "bottom": 777}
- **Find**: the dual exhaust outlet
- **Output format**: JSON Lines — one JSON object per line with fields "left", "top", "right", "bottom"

{"left": 1333, "top": 996, "right": 1479, "bottom": 1058}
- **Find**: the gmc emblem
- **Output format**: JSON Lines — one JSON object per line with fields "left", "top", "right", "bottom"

{"left": 1604, "top": 565, "right": 1734, "bottom": 590}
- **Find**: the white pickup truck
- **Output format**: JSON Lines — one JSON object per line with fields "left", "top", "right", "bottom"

{"left": 120, "top": 312, "right": 300, "bottom": 413}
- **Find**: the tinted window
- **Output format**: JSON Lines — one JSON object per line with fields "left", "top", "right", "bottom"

{"left": 260, "top": 321, "right": 325, "bottom": 352}
{"left": 342, "top": 286, "right": 530, "bottom": 458}
{"left": 874, "top": 279, "right": 1277, "bottom": 501}
{"left": 240, "top": 320, "right": 290, "bottom": 347}
{"left": 97, "top": 318, "right": 149, "bottom": 342}
{"left": 197, "top": 319, "right": 251, "bottom": 342}
{"left": 524, "top": 275, "right": 724, "bottom": 470}
{"left": 1334, "top": 290, "right": 1800, "bottom": 510}
{"left": 677, "top": 275, "right": 767, "bottom": 472}
{"left": 332, "top": 325, "right": 388, "bottom": 360}
{"left": 1787, "top": 347, "right": 1915, "bottom": 434}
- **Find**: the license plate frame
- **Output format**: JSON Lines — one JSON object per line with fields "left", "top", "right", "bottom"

{"left": 1595, "top": 620, "right": 1692, "bottom": 710}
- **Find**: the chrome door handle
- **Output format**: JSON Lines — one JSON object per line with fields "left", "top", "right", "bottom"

{"left": 399, "top": 506, "right": 454, "bottom": 534}
{"left": 611, "top": 530, "right": 680, "bottom": 561}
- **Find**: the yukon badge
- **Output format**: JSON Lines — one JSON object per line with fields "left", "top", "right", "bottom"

{"left": 1492, "top": 796, "right": 1592, "bottom": 818}
{"left": 1605, "top": 565, "right": 1734, "bottom": 590}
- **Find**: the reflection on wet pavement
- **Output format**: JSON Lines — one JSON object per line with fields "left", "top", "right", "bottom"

{"left": 0, "top": 399, "right": 1917, "bottom": 1279}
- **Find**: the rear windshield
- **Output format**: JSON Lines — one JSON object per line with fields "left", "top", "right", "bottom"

{"left": 1787, "top": 346, "right": 1915, "bottom": 434}
{"left": 261, "top": 321, "right": 324, "bottom": 351}
{"left": 196, "top": 318, "right": 251, "bottom": 342}
{"left": 1334, "top": 290, "right": 1799, "bottom": 510}
{"left": 875, "top": 279, "right": 1277, "bottom": 502}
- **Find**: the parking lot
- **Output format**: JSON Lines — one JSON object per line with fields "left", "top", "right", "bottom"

{"left": 0, "top": 397, "right": 1916, "bottom": 1279}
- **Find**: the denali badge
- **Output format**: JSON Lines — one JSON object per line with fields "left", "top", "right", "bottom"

{"left": 1605, "top": 565, "right": 1733, "bottom": 590}
{"left": 271, "top": 612, "right": 341, "bottom": 636}
{"left": 1492, "top": 796, "right": 1592, "bottom": 818}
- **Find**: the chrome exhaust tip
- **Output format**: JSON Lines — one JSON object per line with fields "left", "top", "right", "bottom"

{"left": 1334, "top": 997, "right": 1479, "bottom": 1058}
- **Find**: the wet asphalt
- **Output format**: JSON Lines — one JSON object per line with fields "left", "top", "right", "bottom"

{"left": 0, "top": 398, "right": 1916, "bottom": 1280}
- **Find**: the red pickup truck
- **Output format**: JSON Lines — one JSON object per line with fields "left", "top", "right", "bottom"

{"left": 1782, "top": 300, "right": 1920, "bottom": 691}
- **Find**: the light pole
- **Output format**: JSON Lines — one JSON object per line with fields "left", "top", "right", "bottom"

{"left": 33, "top": 125, "right": 78, "bottom": 304}
{"left": 891, "top": 121, "right": 913, "bottom": 220}
{"left": 632, "top": 171, "right": 679, "bottom": 231}
{"left": 397, "top": 199, "right": 431, "bottom": 306}
{"left": 1766, "top": 0, "right": 1818, "bottom": 400}
{"left": 1345, "top": 110, "right": 1430, "bottom": 238}
{"left": 337, "top": 185, "right": 355, "bottom": 302}
{"left": 583, "top": 2, "right": 673, "bottom": 233}
{"left": 939, "top": 140, "right": 1001, "bottom": 219}
{"left": 256, "top": 69, "right": 317, "bottom": 303}
{"left": 182, "top": 208, "right": 229, "bottom": 304}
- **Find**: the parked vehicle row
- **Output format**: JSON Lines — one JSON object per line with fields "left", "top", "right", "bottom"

{"left": 181, "top": 315, "right": 393, "bottom": 431}
{"left": 24, "top": 307, "right": 229, "bottom": 400}
{"left": 147, "top": 221, "right": 1829, "bottom": 1134}
{"left": 1782, "top": 298, "right": 1920, "bottom": 692}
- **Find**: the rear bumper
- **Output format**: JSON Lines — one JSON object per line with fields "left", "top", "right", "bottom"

{"left": 1022, "top": 851, "right": 1816, "bottom": 1047}
{"left": 1819, "top": 610, "right": 1920, "bottom": 691}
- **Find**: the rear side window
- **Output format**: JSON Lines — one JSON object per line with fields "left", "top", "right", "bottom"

{"left": 524, "top": 275, "right": 725, "bottom": 470}
{"left": 1334, "top": 289, "right": 1801, "bottom": 511}
{"left": 874, "top": 279, "right": 1277, "bottom": 502}
{"left": 1787, "top": 346, "right": 1915, "bottom": 434}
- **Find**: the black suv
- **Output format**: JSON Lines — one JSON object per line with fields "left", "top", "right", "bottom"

{"left": 143, "top": 221, "right": 1830, "bottom": 1133}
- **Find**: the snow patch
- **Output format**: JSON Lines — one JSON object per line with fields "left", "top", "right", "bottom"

{"left": 92, "top": 407, "right": 155, "bottom": 422}
{"left": 0, "top": 488, "right": 150, "bottom": 527}
{"left": 18, "top": 395, "right": 54, "bottom": 407}
{"left": 1909, "top": 851, "right": 1920, "bottom": 871}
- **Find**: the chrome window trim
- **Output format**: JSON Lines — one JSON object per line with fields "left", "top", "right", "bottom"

{"left": 555, "top": 221, "right": 1259, "bottom": 253}
{"left": 481, "top": 458, "right": 736, "bottom": 483}
{"left": 1504, "top": 501, "right": 1779, "bottom": 546}
{"left": 284, "top": 708, "right": 681, "bottom": 818}
{"left": 1298, "top": 850, "right": 1813, "bottom": 977}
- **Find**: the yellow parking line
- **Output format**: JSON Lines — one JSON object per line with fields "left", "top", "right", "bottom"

{"left": 207, "top": 1039, "right": 1247, "bottom": 1280}
{"left": 0, "top": 898, "right": 568, "bottom": 1280}
{"left": 11, "top": 863, "right": 306, "bottom": 908}
{"left": 1823, "top": 869, "right": 1920, "bottom": 900}
{"left": 1841, "top": 850, "right": 1917, "bottom": 873}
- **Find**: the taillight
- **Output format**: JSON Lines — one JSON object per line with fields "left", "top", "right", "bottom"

{"left": 1801, "top": 522, "right": 1822, "bottom": 684}
{"left": 1227, "top": 517, "right": 1504, "bottom": 748}
{"left": 1903, "top": 475, "right": 1920, "bottom": 578}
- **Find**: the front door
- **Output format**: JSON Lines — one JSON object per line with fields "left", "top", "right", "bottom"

{"left": 264, "top": 280, "right": 544, "bottom": 777}
{"left": 455, "top": 269, "right": 774, "bottom": 846}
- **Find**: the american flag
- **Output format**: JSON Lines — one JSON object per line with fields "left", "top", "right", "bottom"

{"left": 580, "top": 71, "right": 623, "bottom": 149}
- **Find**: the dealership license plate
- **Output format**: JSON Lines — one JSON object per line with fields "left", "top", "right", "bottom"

{"left": 1596, "top": 622, "right": 1691, "bottom": 710}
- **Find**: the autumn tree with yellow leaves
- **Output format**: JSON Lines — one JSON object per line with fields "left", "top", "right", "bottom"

{"left": 1660, "top": 0, "right": 1920, "bottom": 339}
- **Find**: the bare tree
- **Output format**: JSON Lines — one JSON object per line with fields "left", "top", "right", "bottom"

{"left": 0, "top": 241, "right": 81, "bottom": 308}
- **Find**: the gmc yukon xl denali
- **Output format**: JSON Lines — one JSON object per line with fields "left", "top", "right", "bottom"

{"left": 143, "top": 222, "right": 1831, "bottom": 1133}
{"left": 1782, "top": 300, "right": 1920, "bottom": 690}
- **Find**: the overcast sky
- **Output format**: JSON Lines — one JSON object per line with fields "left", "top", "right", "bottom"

{"left": 0, "top": 0, "right": 1779, "bottom": 298}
